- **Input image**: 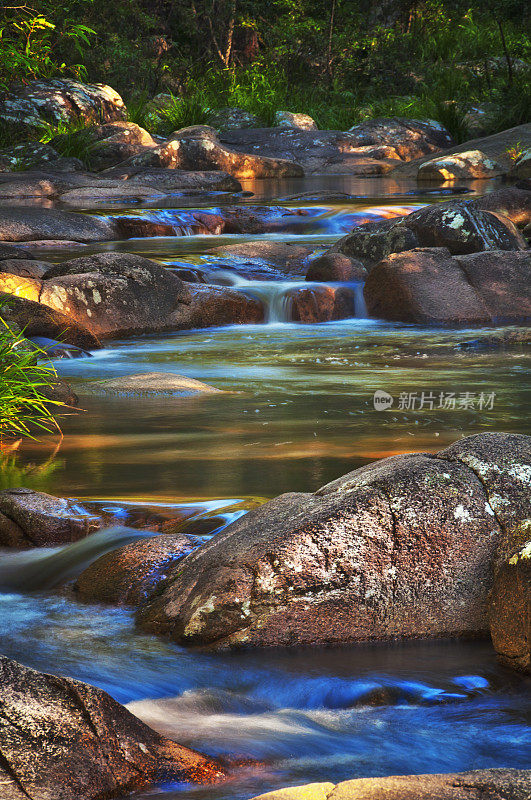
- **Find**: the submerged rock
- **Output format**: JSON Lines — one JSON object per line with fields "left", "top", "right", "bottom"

{"left": 137, "top": 433, "right": 531, "bottom": 650}
{"left": 88, "top": 372, "right": 222, "bottom": 396}
{"left": 417, "top": 149, "right": 504, "bottom": 181}
{"left": 74, "top": 533, "right": 197, "bottom": 605}
{"left": 0, "top": 488, "right": 102, "bottom": 548}
{"left": 364, "top": 248, "right": 530, "bottom": 326}
{"left": 250, "top": 769, "right": 531, "bottom": 799}
{"left": 210, "top": 241, "right": 313, "bottom": 277}
{"left": 0, "top": 656, "right": 224, "bottom": 800}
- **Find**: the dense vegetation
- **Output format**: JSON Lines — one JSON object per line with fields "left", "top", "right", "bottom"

{"left": 0, "top": 1, "right": 530, "bottom": 139}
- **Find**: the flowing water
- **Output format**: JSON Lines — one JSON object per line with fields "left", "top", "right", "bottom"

{"left": 1, "top": 176, "right": 530, "bottom": 798}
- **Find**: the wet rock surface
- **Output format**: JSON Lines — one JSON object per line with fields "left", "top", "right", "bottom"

{"left": 137, "top": 433, "right": 531, "bottom": 650}
{"left": 74, "top": 533, "right": 198, "bottom": 605}
{"left": 0, "top": 488, "right": 102, "bottom": 548}
{"left": 0, "top": 655, "right": 224, "bottom": 800}
{"left": 250, "top": 769, "right": 531, "bottom": 799}
{"left": 364, "top": 248, "right": 531, "bottom": 326}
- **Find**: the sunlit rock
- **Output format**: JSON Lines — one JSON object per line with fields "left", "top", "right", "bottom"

{"left": 417, "top": 150, "right": 504, "bottom": 182}
{"left": 137, "top": 433, "right": 531, "bottom": 649}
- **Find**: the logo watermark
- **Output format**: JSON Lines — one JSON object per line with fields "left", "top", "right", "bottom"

{"left": 373, "top": 390, "right": 496, "bottom": 411}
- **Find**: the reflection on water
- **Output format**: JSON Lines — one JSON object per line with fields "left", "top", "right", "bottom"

{"left": 12, "top": 320, "right": 530, "bottom": 500}
{"left": 1, "top": 178, "right": 529, "bottom": 799}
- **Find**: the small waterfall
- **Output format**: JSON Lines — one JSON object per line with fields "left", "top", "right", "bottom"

{"left": 0, "top": 527, "right": 156, "bottom": 592}
{"left": 207, "top": 269, "right": 367, "bottom": 324}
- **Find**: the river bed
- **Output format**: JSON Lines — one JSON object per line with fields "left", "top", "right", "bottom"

{"left": 1, "top": 176, "right": 530, "bottom": 798}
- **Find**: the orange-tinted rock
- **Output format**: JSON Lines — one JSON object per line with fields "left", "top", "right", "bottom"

{"left": 489, "top": 542, "right": 531, "bottom": 674}
{"left": 0, "top": 656, "right": 225, "bottom": 800}
{"left": 0, "top": 292, "right": 101, "bottom": 349}
{"left": 291, "top": 285, "right": 355, "bottom": 323}
{"left": 74, "top": 533, "right": 197, "bottom": 606}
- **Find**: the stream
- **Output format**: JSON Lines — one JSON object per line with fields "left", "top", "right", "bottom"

{"left": 1, "top": 175, "right": 530, "bottom": 799}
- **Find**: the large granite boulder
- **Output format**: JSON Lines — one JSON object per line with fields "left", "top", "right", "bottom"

{"left": 0, "top": 79, "right": 126, "bottom": 131}
{"left": 363, "top": 248, "right": 530, "bottom": 326}
{"left": 0, "top": 656, "right": 224, "bottom": 800}
{"left": 0, "top": 252, "right": 263, "bottom": 339}
{"left": 0, "top": 488, "right": 102, "bottom": 548}
{"left": 250, "top": 769, "right": 531, "bottom": 800}
{"left": 121, "top": 125, "right": 303, "bottom": 178}
{"left": 219, "top": 118, "right": 453, "bottom": 174}
{"left": 332, "top": 195, "right": 528, "bottom": 265}
{"left": 137, "top": 433, "right": 531, "bottom": 650}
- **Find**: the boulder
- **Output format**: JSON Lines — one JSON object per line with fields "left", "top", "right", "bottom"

{"left": 0, "top": 488, "right": 102, "bottom": 548}
{"left": 88, "top": 372, "right": 221, "bottom": 396}
{"left": 0, "top": 292, "right": 101, "bottom": 350}
{"left": 417, "top": 149, "right": 504, "bottom": 181}
{"left": 0, "top": 143, "right": 61, "bottom": 172}
{"left": 219, "top": 118, "right": 452, "bottom": 174}
{"left": 107, "top": 167, "right": 242, "bottom": 192}
{"left": 137, "top": 432, "right": 530, "bottom": 649}
{"left": 0, "top": 258, "right": 52, "bottom": 279}
{"left": 403, "top": 202, "right": 527, "bottom": 254}
{"left": 39, "top": 252, "right": 191, "bottom": 339}
{"left": 0, "top": 243, "right": 36, "bottom": 260}
{"left": 290, "top": 285, "right": 355, "bottom": 323}
{"left": 250, "top": 769, "right": 531, "bottom": 800}
{"left": 306, "top": 253, "right": 367, "bottom": 282}
{"left": 0, "top": 79, "right": 126, "bottom": 131}
{"left": 0, "top": 207, "right": 116, "bottom": 242}
{"left": 51, "top": 121, "right": 158, "bottom": 171}
{"left": 208, "top": 107, "right": 260, "bottom": 130}
{"left": 489, "top": 541, "right": 531, "bottom": 674}
{"left": 74, "top": 533, "right": 197, "bottom": 605}
{"left": 470, "top": 186, "right": 531, "bottom": 228}
{"left": 332, "top": 219, "right": 417, "bottom": 266}
{"left": 363, "top": 248, "right": 530, "bottom": 326}
{"left": 508, "top": 148, "right": 531, "bottom": 180}
{"left": 59, "top": 185, "right": 169, "bottom": 209}
{"left": 177, "top": 284, "right": 264, "bottom": 328}
{"left": 122, "top": 125, "right": 303, "bottom": 179}
{"left": 0, "top": 656, "right": 224, "bottom": 800}
{"left": 210, "top": 241, "right": 313, "bottom": 277}
{"left": 454, "top": 250, "right": 531, "bottom": 325}
{"left": 275, "top": 111, "right": 318, "bottom": 130}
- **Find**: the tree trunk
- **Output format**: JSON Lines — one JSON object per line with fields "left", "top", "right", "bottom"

{"left": 496, "top": 18, "right": 513, "bottom": 86}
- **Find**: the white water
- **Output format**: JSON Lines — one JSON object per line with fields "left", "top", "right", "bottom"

{"left": 206, "top": 269, "right": 367, "bottom": 323}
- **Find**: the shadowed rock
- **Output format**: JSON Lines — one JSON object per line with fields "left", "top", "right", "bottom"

{"left": 0, "top": 488, "right": 102, "bottom": 548}
{"left": 0, "top": 656, "right": 225, "bottom": 800}
{"left": 489, "top": 541, "right": 531, "bottom": 674}
{"left": 364, "top": 248, "right": 530, "bottom": 326}
{"left": 137, "top": 433, "right": 531, "bottom": 650}
{"left": 0, "top": 207, "right": 116, "bottom": 243}
{"left": 306, "top": 253, "right": 367, "bottom": 282}
{"left": 0, "top": 292, "right": 101, "bottom": 349}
